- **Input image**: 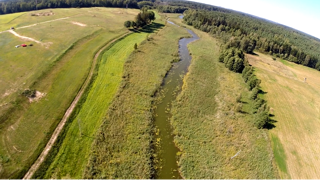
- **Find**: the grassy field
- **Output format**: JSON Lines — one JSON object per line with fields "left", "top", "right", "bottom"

{"left": 0, "top": 8, "right": 138, "bottom": 178}
{"left": 38, "top": 32, "right": 151, "bottom": 179}
{"left": 83, "top": 19, "right": 190, "bottom": 178}
{"left": 247, "top": 52, "right": 320, "bottom": 178}
{"left": 0, "top": 8, "right": 138, "bottom": 108}
{"left": 167, "top": 14, "right": 277, "bottom": 178}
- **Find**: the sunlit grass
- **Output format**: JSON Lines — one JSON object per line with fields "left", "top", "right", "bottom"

{"left": 0, "top": 8, "right": 138, "bottom": 178}
{"left": 168, "top": 14, "right": 277, "bottom": 178}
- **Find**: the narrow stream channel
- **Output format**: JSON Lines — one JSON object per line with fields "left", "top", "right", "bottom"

{"left": 154, "top": 18, "right": 199, "bottom": 179}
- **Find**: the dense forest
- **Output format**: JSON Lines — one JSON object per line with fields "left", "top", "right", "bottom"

{"left": 182, "top": 9, "right": 320, "bottom": 70}
{"left": 0, "top": 0, "right": 155, "bottom": 14}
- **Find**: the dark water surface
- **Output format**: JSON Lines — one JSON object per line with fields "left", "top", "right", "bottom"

{"left": 154, "top": 19, "right": 199, "bottom": 179}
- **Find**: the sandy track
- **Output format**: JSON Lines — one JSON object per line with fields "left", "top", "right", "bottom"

{"left": 23, "top": 31, "right": 131, "bottom": 179}
{"left": 0, "top": 17, "right": 70, "bottom": 34}
{"left": 8, "top": 30, "right": 41, "bottom": 44}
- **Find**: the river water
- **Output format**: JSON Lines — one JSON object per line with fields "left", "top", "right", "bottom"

{"left": 154, "top": 18, "right": 199, "bottom": 179}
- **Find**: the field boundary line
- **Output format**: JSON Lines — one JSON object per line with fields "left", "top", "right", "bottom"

{"left": 22, "top": 31, "right": 131, "bottom": 179}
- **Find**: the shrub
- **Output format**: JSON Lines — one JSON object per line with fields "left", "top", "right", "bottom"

{"left": 124, "top": 20, "right": 132, "bottom": 28}
{"left": 250, "top": 87, "right": 259, "bottom": 100}
{"left": 22, "top": 89, "right": 36, "bottom": 98}
{"left": 254, "top": 111, "right": 269, "bottom": 129}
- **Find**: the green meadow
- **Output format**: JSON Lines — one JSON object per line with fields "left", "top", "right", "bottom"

{"left": 0, "top": 8, "right": 138, "bottom": 178}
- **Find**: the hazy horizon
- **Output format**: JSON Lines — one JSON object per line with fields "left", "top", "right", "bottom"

{"left": 186, "top": 0, "right": 320, "bottom": 39}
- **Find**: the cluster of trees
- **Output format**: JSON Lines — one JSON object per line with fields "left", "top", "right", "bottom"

{"left": 165, "top": 0, "right": 233, "bottom": 13}
{"left": 183, "top": 9, "right": 320, "bottom": 71}
{"left": 242, "top": 62, "right": 270, "bottom": 129}
{"left": 137, "top": 1, "right": 154, "bottom": 9}
{"left": 124, "top": 7, "right": 155, "bottom": 28}
{"left": 219, "top": 46, "right": 271, "bottom": 128}
{"left": 156, "top": 5, "right": 187, "bottom": 13}
{"left": 218, "top": 47, "right": 245, "bottom": 73}
{"left": 0, "top": 0, "right": 155, "bottom": 14}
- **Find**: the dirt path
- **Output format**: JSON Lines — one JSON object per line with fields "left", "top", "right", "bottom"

{"left": 0, "top": 17, "right": 70, "bottom": 34}
{"left": 8, "top": 29, "right": 52, "bottom": 48}
{"left": 8, "top": 30, "right": 41, "bottom": 43}
{"left": 22, "top": 31, "right": 131, "bottom": 179}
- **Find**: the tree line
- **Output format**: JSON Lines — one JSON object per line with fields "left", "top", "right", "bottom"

{"left": 183, "top": 9, "right": 320, "bottom": 71}
{"left": 219, "top": 46, "right": 271, "bottom": 129}
{"left": 0, "top": 0, "right": 156, "bottom": 14}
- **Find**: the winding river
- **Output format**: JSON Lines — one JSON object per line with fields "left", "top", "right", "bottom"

{"left": 154, "top": 17, "right": 199, "bottom": 179}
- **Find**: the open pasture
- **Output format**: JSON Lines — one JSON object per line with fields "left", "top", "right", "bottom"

{"left": 247, "top": 52, "right": 320, "bottom": 178}
{"left": 0, "top": 8, "right": 138, "bottom": 178}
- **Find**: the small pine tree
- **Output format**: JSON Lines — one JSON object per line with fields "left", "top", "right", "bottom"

{"left": 254, "top": 111, "right": 269, "bottom": 129}
{"left": 226, "top": 57, "right": 235, "bottom": 71}
{"left": 250, "top": 87, "right": 259, "bottom": 100}
{"left": 134, "top": 43, "right": 138, "bottom": 50}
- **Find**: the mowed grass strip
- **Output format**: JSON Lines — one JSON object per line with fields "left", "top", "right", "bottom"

{"left": 38, "top": 32, "right": 146, "bottom": 179}
{"left": 0, "top": 30, "right": 123, "bottom": 178}
{"left": 0, "top": 8, "right": 138, "bottom": 108}
{"left": 247, "top": 52, "right": 320, "bottom": 178}
{"left": 83, "top": 22, "right": 190, "bottom": 179}
{"left": 0, "top": 8, "right": 138, "bottom": 178}
{"left": 168, "top": 15, "right": 276, "bottom": 178}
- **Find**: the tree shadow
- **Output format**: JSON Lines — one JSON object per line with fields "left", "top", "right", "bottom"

{"left": 138, "top": 22, "right": 165, "bottom": 33}
{"left": 249, "top": 52, "right": 259, "bottom": 56}
{"left": 239, "top": 110, "right": 249, "bottom": 114}
{"left": 264, "top": 117, "right": 277, "bottom": 130}
{"left": 239, "top": 100, "right": 248, "bottom": 104}
{"left": 258, "top": 89, "right": 267, "bottom": 95}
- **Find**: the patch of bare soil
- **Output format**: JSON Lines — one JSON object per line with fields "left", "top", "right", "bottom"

{"left": 31, "top": 11, "right": 54, "bottom": 16}
{"left": 71, "top": 21, "right": 87, "bottom": 27}
{"left": 28, "top": 91, "right": 46, "bottom": 103}
{"left": 246, "top": 53, "right": 296, "bottom": 80}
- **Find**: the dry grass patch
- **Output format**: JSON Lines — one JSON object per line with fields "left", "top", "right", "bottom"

{"left": 247, "top": 52, "right": 320, "bottom": 178}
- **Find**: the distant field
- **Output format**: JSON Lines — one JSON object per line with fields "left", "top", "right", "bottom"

{"left": 168, "top": 14, "right": 276, "bottom": 178}
{"left": 247, "top": 52, "right": 320, "bottom": 178}
{"left": 0, "top": 8, "right": 138, "bottom": 178}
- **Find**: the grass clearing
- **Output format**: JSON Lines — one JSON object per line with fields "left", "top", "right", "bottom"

{"left": 168, "top": 14, "right": 276, "bottom": 178}
{"left": 0, "top": 8, "right": 138, "bottom": 178}
{"left": 247, "top": 51, "right": 320, "bottom": 178}
{"left": 271, "top": 134, "right": 287, "bottom": 174}
{"left": 83, "top": 19, "right": 190, "bottom": 179}
{"left": 0, "top": 12, "right": 25, "bottom": 29}
{"left": 38, "top": 32, "right": 148, "bottom": 179}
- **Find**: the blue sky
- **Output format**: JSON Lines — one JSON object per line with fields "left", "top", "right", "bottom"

{"left": 187, "top": 0, "right": 320, "bottom": 39}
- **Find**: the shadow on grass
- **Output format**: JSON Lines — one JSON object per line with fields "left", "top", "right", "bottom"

{"left": 249, "top": 52, "right": 259, "bottom": 56}
{"left": 239, "top": 100, "right": 248, "bottom": 104}
{"left": 129, "top": 22, "right": 165, "bottom": 34}
{"left": 258, "top": 89, "right": 267, "bottom": 95}
{"left": 264, "top": 117, "right": 277, "bottom": 130}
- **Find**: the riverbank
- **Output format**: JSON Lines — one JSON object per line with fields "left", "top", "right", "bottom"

{"left": 168, "top": 14, "right": 277, "bottom": 178}
{"left": 153, "top": 20, "right": 198, "bottom": 179}
{"left": 83, "top": 19, "right": 190, "bottom": 178}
